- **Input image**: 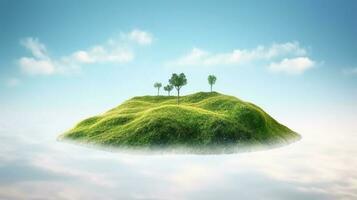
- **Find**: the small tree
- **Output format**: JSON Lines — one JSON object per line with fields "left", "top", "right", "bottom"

{"left": 154, "top": 82, "right": 162, "bottom": 96}
{"left": 169, "top": 73, "right": 187, "bottom": 104}
{"left": 208, "top": 75, "right": 217, "bottom": 92}
{"left": 163, "top": 84, "right": 174, "bottom": 96}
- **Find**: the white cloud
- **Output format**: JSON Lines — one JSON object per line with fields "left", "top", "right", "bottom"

{"left": 18, "top": 38, "right": 58, "bottom": 75}
{"left": 19, "top": 57, "right": 56, "bottom": 75}
{"left": 128, "top": 29, "right": 153, "bottom": 45}
{"left": 5, "top": 78, "right": 21, "bottom": 87}
{"left": 71, "top": 45, "right": 133, "bottom": 64}
{"left": 168, "top": 41, "right": 307, "bottom": 67}
{"left": 18, "top": 29, "right": 150, "bottom": 76}
{"left": 269, "top": 57, "right": 315, "bottom": 74}
{"left": 171, "top": 48, "right": 209, "bottom": 66}
{"left": 72, "top": 50, "right": 93, "bottom": 63}
{"left": 20, "top": 37, "right": 48, "bottom": 59}
{"left": 263, "top": 42, "right": 307, "bottom": 58}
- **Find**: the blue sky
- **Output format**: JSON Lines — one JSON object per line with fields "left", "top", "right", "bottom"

{"left": 1, "top": 0, "right": 357, "bottom": 133}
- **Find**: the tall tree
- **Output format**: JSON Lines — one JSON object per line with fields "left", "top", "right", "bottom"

{"left": 208, "top": 75, "right": 217, "bottom": 92}
{"left": 154, "top": 82, "right": 162, "bottom": 96}
{"left": 163, "top": 84, "right": 174, "bottom": 96}
{"left": 169, "top": 73, "right": 187, "bottom": 104}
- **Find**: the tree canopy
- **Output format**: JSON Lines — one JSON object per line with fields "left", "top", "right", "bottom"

{"left": 169, "top": 73, "right": 187, "bottom": 104}
{"left": 154, "top": 82, "right": 162, "bottom": 96}
{"left": 208, "top": 75, "right": 217, "bottom": 92}
{"left": 169, "top": 73, "right": 187, "bottom": 89}
{"left": 163, "top": 84, "right": 174, "bottom": 96}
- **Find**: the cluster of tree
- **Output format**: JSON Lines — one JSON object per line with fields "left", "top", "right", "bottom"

{"left": 154, "top": 73, "right": 217, "bottom": 104}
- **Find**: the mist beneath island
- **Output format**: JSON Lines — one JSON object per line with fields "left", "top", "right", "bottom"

{"left": 0, "top": 111, "right": 356, "bottom": 200}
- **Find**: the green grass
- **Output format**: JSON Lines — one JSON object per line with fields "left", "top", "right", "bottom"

{"left": 59, "top": 92, "right": 300, "bottom": 150}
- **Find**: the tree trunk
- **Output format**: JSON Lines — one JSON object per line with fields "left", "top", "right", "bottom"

{"left": 177, "top": 89, "right": 180, "bottom": 104}
{"left": 168, "top": 91, "right": 170, "bottom": 96}
{"left": 157, "top": 88, "right": 159, "bottom": 96}
{"left": 210, "top": 84, "right": 212, "bottom": 92}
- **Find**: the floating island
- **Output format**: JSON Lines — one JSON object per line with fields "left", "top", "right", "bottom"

{"left": 58, "top": 92, "right": 300, "bottom": 154}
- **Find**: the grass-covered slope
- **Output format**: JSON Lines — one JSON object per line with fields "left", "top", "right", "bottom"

{"left": 59, "top": 92, "right": 300, "bottom": 150}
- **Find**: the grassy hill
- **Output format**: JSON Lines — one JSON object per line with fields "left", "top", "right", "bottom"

{"left": 59, "top": 92, "right": 300, "bottom": 152}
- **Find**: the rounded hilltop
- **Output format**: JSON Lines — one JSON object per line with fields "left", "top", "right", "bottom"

{"left": 59, "top": 92, "right": 300, "bottom": 153}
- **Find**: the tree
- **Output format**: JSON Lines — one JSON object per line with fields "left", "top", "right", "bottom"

{"left": 163, "top": 84, "right": 174, "bottom": 96}
{"left": 154, "top": 82, "right": 162, "bottom": 96}
{"left": 208, "top": 75, "right": 217, "bottom": 92}
{"left": 169, "top": 73, "right": 187, "bottom": 104}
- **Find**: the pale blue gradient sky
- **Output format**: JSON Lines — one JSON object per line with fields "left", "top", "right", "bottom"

{"left": 1, "top": 1, "right": 357, "bottom": 199}
{"left": 0, "top": 0, "right": 356, "bottom": 134}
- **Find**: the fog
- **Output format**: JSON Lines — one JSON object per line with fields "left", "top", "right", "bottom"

{"left": 0, "top": 110, "right": 356, "bottom": 200}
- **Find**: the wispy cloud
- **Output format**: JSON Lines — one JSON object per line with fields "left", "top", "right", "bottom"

{"left": 269, "top": 57, "right": 315, "bottom": 75}
{"left": 166, "top": 41, "right": 315, "bottom": 75}
{"left": 71, "top": 45, "right": 134, "bottom": 64}
{"left": 18, "top": 29, "right": 152, "bottom": 76}
{"left": 19, "top": 38, "right": 57, "bottom": 75}
{"left": 20, "top": 37, "right": 48, "bottom": 59}
{"left": 127, "top": 29, "right": 153, "bottom": 45}
{"left": 19, "top": 56, "right": 57, "bottom": 75}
